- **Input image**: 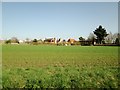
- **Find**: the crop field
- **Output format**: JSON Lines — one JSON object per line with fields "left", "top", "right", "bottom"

{"left": 2, "top": 45, "right": 119, "bottom": 88}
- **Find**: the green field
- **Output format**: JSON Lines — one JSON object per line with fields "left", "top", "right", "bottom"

{"left": 2, "top": 45, "right": 119, "bottom": 88}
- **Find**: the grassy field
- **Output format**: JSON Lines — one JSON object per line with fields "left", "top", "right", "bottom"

{"left": 2, "top": 45, "right": 119, "bottom": 88}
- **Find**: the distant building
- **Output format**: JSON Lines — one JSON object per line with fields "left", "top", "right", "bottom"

{"left": 0, "top": 39, "right": 4, "bottom": 44}
{"left": 37, "top": 39, "right": 43, "bottom": 44}
{"left": 44, "top": 38, "right": 56, "bottom": 44}
{"left": 19, "top": 40, "right": 24, "bottom": 44}
{"left": 67, "top": 38, "right": 76, "bottom": 45}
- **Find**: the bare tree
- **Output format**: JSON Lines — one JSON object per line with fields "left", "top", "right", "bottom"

{"left": 87, "top": 33, "right": 96, "bottom": 45}
{"left": 105, "top": 32, "right": 113, "bottom": 43}
{"left": 113, "top": 33, "right": 120, "bottom": 44}
{"left": 11, "top": 37, "right": 19, "bottom": 43}
{"left": 25, "top": 38, "right": 30, "bottom": 44}
{"left": 87, "top": 33, "right": 96, "bottom": 40}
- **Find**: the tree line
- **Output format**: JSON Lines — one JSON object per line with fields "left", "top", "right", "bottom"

{"left": 79, "top": 25, "right": 120, "bottom": 45}
{"left": 5, "top": 25, "right": 120, "bottom": 46}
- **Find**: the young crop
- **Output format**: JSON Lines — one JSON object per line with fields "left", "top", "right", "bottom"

{"left": 2, "top": 45, "right": 119, "bottom": 88}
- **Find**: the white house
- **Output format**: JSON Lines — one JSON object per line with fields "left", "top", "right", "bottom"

{"left": 19, "top": 40, "right": 24, "bottom": 44}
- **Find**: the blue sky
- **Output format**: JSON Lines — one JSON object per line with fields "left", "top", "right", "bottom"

{"left": 0, "top": 2, "right": 2, "bottom": 39}
{"left": 2, "top": 2, "right": 118, "bottom": 40}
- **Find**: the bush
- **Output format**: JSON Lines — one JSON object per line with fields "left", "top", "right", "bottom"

{"left": 5, "top": 40, "right": 11, "bottom": 44}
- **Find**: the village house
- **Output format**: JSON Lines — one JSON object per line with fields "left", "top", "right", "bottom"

{"left": 67, "top": 38, "right": 76, "bottom": 45}
{"left": 37, "top": 39, "right": 43, "bottom": 44}
{"left": 44, "top": 38, "right": 57, "bottom": 44}
{"left": 19, "top": 40, "right": 24, "bottom": 44}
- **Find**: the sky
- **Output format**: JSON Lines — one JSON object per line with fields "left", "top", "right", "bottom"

{"left": 2, "top": 2, "right": 118, "bottom": 40}
{"left": 0, "top": 2, "right": 2, "bottom": 39}
{"left": 1, "top": 0, "right": 119, "bottom": 2}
